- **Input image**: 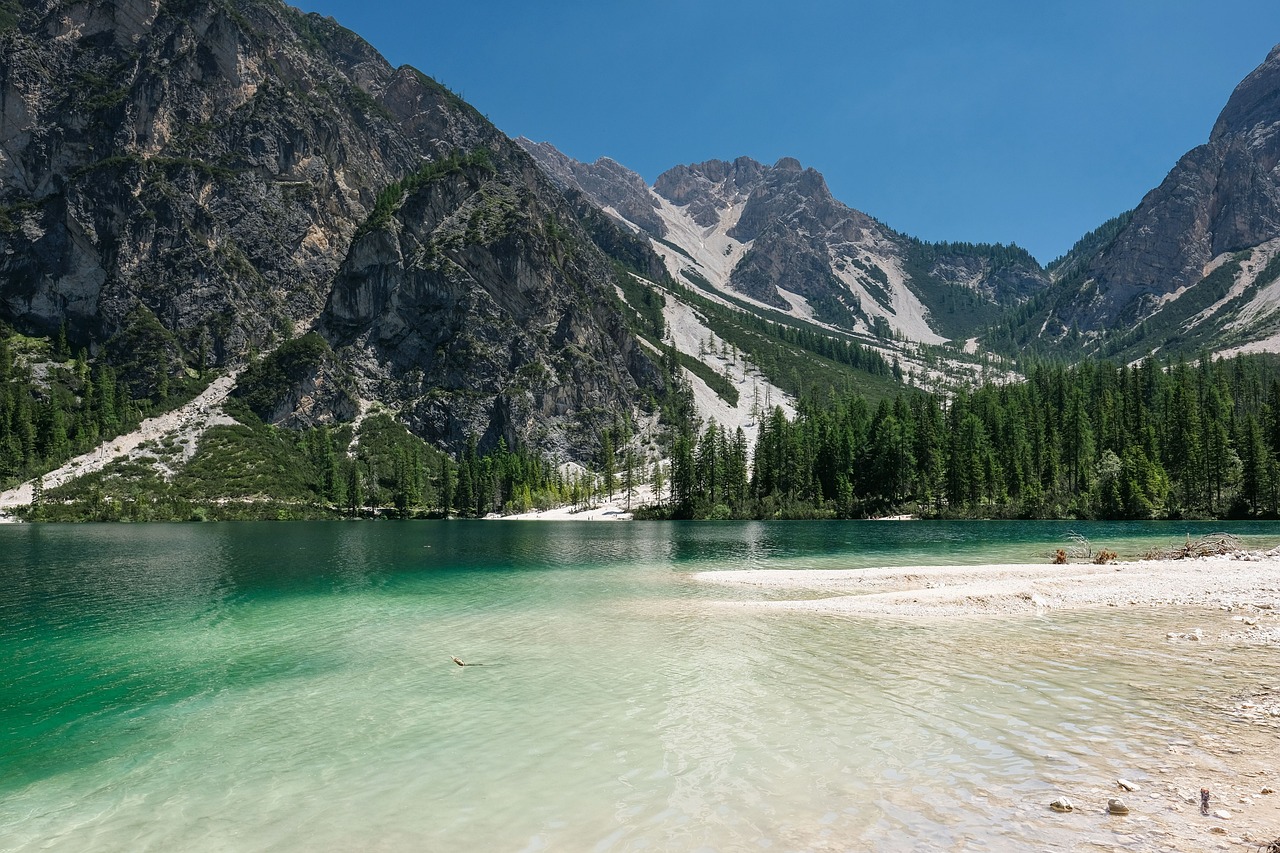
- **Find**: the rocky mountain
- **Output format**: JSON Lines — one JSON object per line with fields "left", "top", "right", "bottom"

{"left": 0, "top": 0, "right": 662, "bottom": 456}
{"left": 516, "top": 138, "right": 666, "bottom": 239}
{"left": 319, "top": 150, "right": 659, "bottom": 453}
{"left": 1002, "top": 44, "right": 1280, "bottom": 359}
{"left": 520, "top": 142, "right": 1047, "bottom": 346}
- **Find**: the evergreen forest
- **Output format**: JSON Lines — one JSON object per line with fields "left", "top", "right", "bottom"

{"left": 652, "top": 353, "right": 1280, "bottom": 521}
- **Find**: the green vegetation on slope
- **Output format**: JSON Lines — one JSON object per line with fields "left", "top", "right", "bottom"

{"left": 0, "top": 1, "right": 23, "bottom": 31}
{"left": 900, "top": 239, "right": 1042, "bottom": 340}
{"left": 0, "top": 326, "right": 203, "bottom": 492}
{"left": 671, "top": 268, "right": 903, "bottom": 402}
{"left": 1046, "top": 210, "right": 1134, "bottom": 277}
{"left": 356, "top": 149, "right": 495, "bottom": 237}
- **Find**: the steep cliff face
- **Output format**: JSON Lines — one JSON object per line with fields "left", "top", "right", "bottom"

{"left": 0, "top": 0, "right": 485, "bottom": 366}
{"left": 321, "top": 150, "right": 659, "bottom": 455}
{"left": 1027, "top": 44, "right": 1280, "bottom": 353}
{"left": 0, "top": 0, "right": 661, "bottom": 457}
{"left": 524, "top": 144, "right": 1046, "bottom": 344}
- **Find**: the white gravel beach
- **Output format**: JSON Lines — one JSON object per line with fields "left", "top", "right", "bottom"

{"left": 698, "top": 551, "right": 1280, "bottom": 620}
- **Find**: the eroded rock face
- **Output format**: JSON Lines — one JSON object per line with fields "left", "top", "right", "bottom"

{"left": 727, "top": 158, "right": 886, "bottom": 313}
{"left": 518, "top": 138, "right": 666, "bottom": 238}
{"left": 0, "top": 0, "right": 661, "bottom": 458}
{"left": 653, "top": 156, "right": 765, "bottom": 228}
{"left": 322, "top": 152, "right": 660, "bottom": 456}
{"left": 1061, "top": 44, "right": 1280, "bottom": 331}
{"left": 0, "top": 0, "right": 484, "bottom": 360}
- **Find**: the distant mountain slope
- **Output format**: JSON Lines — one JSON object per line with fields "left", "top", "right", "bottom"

{"left": 0, "top": 0, "right": 662, "bottom": 457}
{"left": 520, "top": 142, "right": 1047, "bottom": 345}
{"left": 997, "top": 44, "right": 1280, "bottom": 359}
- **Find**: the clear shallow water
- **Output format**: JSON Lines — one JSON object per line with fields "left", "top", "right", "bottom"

{"left": 2, "top": 520, "right": 1279, "bottom": 851}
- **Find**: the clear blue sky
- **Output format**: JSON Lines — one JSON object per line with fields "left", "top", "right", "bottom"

{"left": 293, "top": 0, "right": 1280, "bottom": 264}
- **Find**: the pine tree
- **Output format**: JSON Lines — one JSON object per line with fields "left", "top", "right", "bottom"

{"left": 346, "top": 460, "right": 363, "bottom": 515}
{"left": 623, "top": 448, "right": 635, "bottom": 510}
{"left": 600, "top": 430, "right": 616, "bottom": 500}
{"left": 1239, "top": 412, "right": 1270, "bottom": 515}
{"left": 439, "top": 457, "right": 454, "bottom": 516}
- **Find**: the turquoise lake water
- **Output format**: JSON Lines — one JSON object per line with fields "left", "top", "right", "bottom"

{"left": 2, "top": 520, "right": 1279, "bottom": 851}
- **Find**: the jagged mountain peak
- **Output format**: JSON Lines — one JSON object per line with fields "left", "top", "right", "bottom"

{"left": 731, "top": 156, "right": 861, "bottom": 244}
{"left": 525, "top": 142, "right": 1044, "bottom": 345}
{"left": 652, "top": 156, "right": 767, "bottom": 227}
{"left": 650, "top": 155, "right": 845, "bottom": 240}
{"left": 1211, "top": 42, "right": 1280, "bottom": 142}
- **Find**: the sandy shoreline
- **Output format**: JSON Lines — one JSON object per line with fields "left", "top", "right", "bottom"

{"left": 701, "top": 552, "right": 1280, "bottom": 849}
{"left": 697, "top": 551, "right": 1280, "bottom": 620}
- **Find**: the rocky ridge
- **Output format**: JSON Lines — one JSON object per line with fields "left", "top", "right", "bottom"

{"left": 319, "top": 150, "right": 661, "bottom": 454}
{"left": 520, "top": 141, "right": 1047, "bottom": 346}
{"left": 1014, "top": 43, "right": 1280, "bottom": 358}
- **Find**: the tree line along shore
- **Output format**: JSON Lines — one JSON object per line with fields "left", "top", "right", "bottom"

{"left": 7, "top": 324, "right": 1280, "bottom": 523}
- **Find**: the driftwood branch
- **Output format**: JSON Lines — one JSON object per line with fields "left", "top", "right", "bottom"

{"left": 1140, "top": 533, "right": 1241, "bottom": 561}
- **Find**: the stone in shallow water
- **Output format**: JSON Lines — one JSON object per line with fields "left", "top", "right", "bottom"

{"left": 1049, "top": 797, "right": 1073, "bottom": 813}
{"left": 1117, "top": 778, "right": 1138, "bottom": 791}
{"left": 1108, "top": 798, "right": 1130, "bottom": 815}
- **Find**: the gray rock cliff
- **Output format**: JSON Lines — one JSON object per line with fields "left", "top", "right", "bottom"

{"left": 0, "top": 0, "right": 661, "bottom": 457}
{"left": 517, "top": 138, "right": 666, "bottom": 239}
{"left": 1052, "top": 43, "right": 1280, "bottom": 335}
{"left": 321, "top": 150, "right": 660, "bottom": 455}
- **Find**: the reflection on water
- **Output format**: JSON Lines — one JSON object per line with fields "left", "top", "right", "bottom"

{"left": 1, "top": 521, "right": 1278, "bottom": 851}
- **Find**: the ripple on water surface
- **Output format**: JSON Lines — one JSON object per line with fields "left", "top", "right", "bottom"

{"left": 2, "top": 521, "right": 1278, "bottom": 851}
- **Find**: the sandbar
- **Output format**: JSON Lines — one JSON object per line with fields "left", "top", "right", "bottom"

{"left": 697, "top": 551, "right": 1280, "bottom": 621}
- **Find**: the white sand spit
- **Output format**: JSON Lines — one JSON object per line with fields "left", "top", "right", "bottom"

{"left": 698, "top": 554, "right": 1280, "bottom": 618}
